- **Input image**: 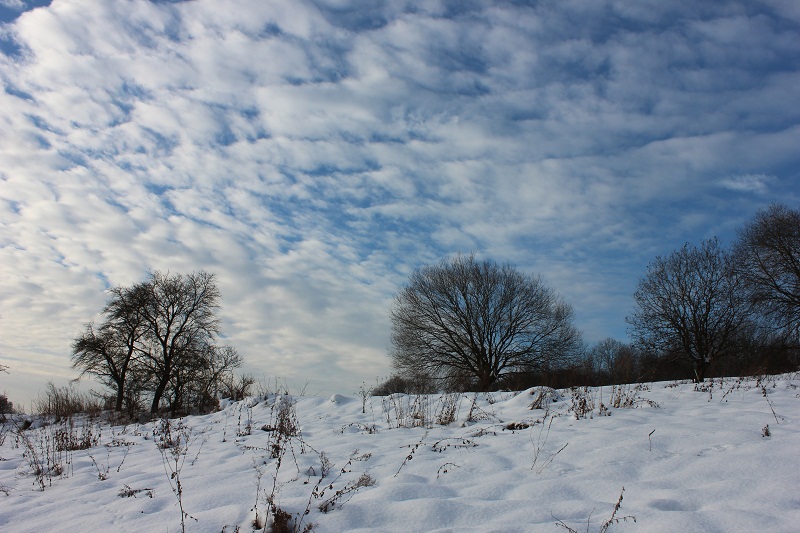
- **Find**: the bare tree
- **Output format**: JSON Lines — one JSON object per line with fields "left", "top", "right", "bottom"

{"left": 589, "top": 338, "right": 637, "bottom": 384}
{"left": 167, "top": 344, "right": 242, "bottom": 415}
{"left": 390, "top": 254, "right": 582, "bottom": 391}
{"left": 71, "top": 284, "right": 149, "bottom": 412}
{"left": 71, "top": 270, "right": 233, "bottom": 416}
{"left": 138, "top": 271, "right": 221, "bottom": 414}
{"left": 734, "top": 204, "right": 800, "bottom": 345}
{"left": 627, "top": 238, "right": 751, "bottom": 382}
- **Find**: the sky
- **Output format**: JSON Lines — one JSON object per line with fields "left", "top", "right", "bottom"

{"left": 1, "top": 0, "right": 799, "bottom": 409}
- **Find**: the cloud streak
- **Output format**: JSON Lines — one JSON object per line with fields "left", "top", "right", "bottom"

{"left": 1, "top": 0, "right": 798, "bottom": 405}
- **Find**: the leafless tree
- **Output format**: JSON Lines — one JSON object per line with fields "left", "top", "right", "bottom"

{"left": 390, "top": 254, "right": 582, "bottom": 391}
{"left": 167, "top": 344, "right": 242, "bottom": 415}
{"left": 589, "top": 338, "right": 638, "bottom": 384}
{"left": 627, "top": 238, "right": 751, "bottom": 382}
{"left": 72, "top": 284, "right": 149, "bottom": 412}
{"left": 138, "top": 271, "right": 221, "bottom": 414}
{"left": 734, "top": 204, "right": 800, "bottom": 345}
{"left": 71, "top": 270, "right": 236, "bottom": 416}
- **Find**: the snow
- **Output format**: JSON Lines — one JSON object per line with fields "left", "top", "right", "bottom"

{"left": 1, "top": 375, "right": 799, "bottom": 532}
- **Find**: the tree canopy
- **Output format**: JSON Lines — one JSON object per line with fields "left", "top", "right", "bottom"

{"left": 390, "top": 254, "right": 581, "bottom": 391}
{"left": 627, "top": 238, "right": 751, "bottom": 382}
{"left": 72, "top": 270, "right": 241, "bottom": 415}
{"left": 734, "top": 204, "right": 800, "bottom": 345}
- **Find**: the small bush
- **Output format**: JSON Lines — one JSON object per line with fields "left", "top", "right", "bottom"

{"left": 555, "top": 487, "right": 636, "bottom": 532}
{"left": 14, "top": 417, "right": 100, "bottom": 490}
{"left": 219, "top": 373, "right": 256, "bottom": 402}
{"left": 33, "top": 382, "right": 104, "bottom": 419}
{"left": 373, "top": 373, "right": 437, "bottom": 396}
{"left": 381, "top": 393, "right": 434, "bottom": 428}
{"left": 568, "top": 387, "right": 595, "bottom": 420}
{"left": 118, "top": 484, "right": 154, "bottom": 498}
{"left": 373, "top": 375, "right": 414, "bottom": 396}
{"left": 317, "top": 473, "right": 376, "bottom": 513}
{"left": 0, "top": 393, "right": 13, "bottom": 415}
{"left": 434, "top": 393, "right": 461, "bottom": 425}
{"left": 154, "top": 418, "right": 201, "bottom": 532}
{"left": 529, "top": 387, "right": 561, "bottom": 410}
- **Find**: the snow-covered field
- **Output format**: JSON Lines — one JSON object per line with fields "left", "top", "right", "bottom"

{"left": 1, "top": 375, "right": 799, "bottom": 532}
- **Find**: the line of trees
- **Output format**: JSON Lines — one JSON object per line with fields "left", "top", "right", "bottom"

{"left": 387, "top": 204, "right": 799, "bottom": 392}
{"left": 63, "top": 204, "right": 800, "bottom": 407}
{"left": 71, "top": 270, "right": 244, "bottom": 417}
{"left": 735, "top": 204, "right": 800, "bottom": 343}
{"left": 627, "top": 237, "right": 749, "bottom": 383}
{"left": 626, "top": 204, "right": 799, "bottom": 383}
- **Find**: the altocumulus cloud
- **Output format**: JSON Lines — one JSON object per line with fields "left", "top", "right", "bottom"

{"left": 1, "top": 0, "right": 799, "bottom": 406}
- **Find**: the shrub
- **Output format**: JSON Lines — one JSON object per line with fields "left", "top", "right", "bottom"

{"left": 154, "top": 418, "right": 201, "bottom": 532}
{"left": 219, "top": 373, "right": 256, "bottom": 402}
{"left": 14, "top": 416, "right": 100, "bottom": 490}
{"left": 555, "top": 487, "right": 636, "bottom": 532}
{"left": 372, "top": 374, "right": 437, "bottom": 396}
{"left": 0, "top": 393, "right": 12, "bottom": 415}
{"left": 33, "top": 382, "right": 104, "bottom": 419}
{"left": 373, "top": 375, "right": 415, "bottom": 396}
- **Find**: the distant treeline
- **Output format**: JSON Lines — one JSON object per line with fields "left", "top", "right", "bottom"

{"left": 382, "top": 204, "right": 800, "bottom": 394}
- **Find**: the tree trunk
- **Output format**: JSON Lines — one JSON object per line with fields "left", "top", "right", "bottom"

{"left": 150, "top": 376, "right": 169, "bottom": 414}
{"left": 477, "top": 370, "right": 495, "bottom": 392}
{"left": 115, "top": 386, "right": 124, "bottom": 412}
{"left": 693, "top": 359, "right": 707, "bottom": 383}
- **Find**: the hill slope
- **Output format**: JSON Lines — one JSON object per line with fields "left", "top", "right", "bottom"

{"left": 1, "top": 375, "right": 799, "bottom": 532}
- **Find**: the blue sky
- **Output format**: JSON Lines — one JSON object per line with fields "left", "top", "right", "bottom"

{"left": 1, "top": 0, "right": 799, "bottom": 408}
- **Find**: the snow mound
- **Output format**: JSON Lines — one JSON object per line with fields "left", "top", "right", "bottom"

{"left": 329, "top": 393, "right": 351, "bottom": 404}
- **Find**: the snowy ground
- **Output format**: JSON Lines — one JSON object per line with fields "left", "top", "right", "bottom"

{"left": 1, "top": 375, "right": 799, "bottom": 532}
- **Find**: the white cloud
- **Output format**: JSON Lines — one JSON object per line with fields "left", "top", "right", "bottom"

{"left": 1, "top": 0, "right": 798, "bottom": 406}
{"left": 718, "top": 174, "right": 775, "bottom": 195}
{"left": 0, "top": 0, "right": 25, "bottom": 11}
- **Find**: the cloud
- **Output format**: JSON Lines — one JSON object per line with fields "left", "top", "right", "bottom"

{"left": 719, "top": 174, "right": 775, "bottom": 195}
{"left": 0, "top": 1, "right": 25, "bottom": 12}
{"left": 1, "top": 0, "right": 799, "bottom": 406}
